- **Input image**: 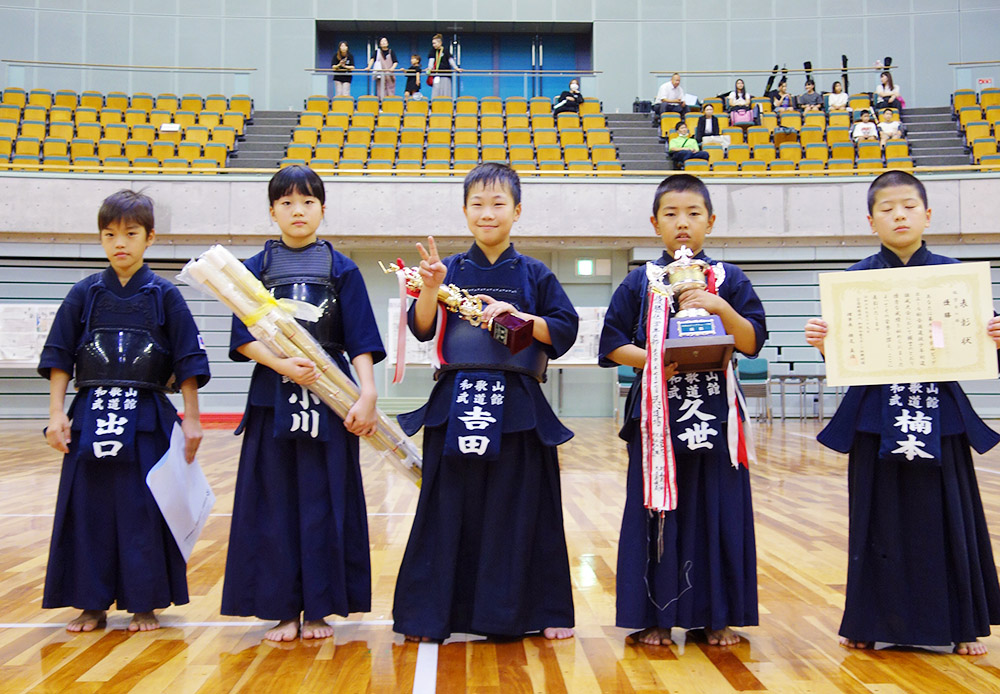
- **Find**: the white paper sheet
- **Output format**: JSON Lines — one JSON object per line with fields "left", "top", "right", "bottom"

{"left": 145, "top": 422, "right": 215, "bottom": 562}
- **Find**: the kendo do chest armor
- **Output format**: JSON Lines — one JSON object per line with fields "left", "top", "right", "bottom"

{"left": 261, "top": 240, "right": 345, "bottom": 354}
{"left": 75, "top": 281, "right": 174, "bottom": 391}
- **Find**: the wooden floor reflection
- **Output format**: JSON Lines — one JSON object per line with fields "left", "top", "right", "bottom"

{"left": 2, "top": 417, "right": 1000, "bottom": 693}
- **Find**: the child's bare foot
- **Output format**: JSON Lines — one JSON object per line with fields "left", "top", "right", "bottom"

{"left": 302, "top": 619, "right": 334, "bottom": 640}
{"left": 543, "top": 627, "right": 574, "bottom": 640}
{"left": 404, "top": 634, "right": 435, "bottom": 642}
{"left": 66, "top": 610, "right": 106, "bottom": 633}
{"left": 628, "top": 627, "right": 673, "bottom": 646}
{"left": 956, "top": 640, "right": 988, "bottom": 655}
{"left": 707, "top": 627, "right": 739, "bottom": 646}
{"left": 127, "top": 612, "right": 159, "bottom": 632}
{"left": 264, "top": 619, "right": 300, "bottom": 642}
{"left": 838, "top": 637, "right": 872, "bottom": 649}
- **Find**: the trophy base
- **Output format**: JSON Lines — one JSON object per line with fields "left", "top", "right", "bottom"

{"left": 491, "top": 313, "right": 534, "bottom": 354}
{"left": 662, "top": 335, "right": 735, "bottom": 373}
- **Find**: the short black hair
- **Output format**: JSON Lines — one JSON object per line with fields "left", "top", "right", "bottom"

{"left": 805, "top": 79, "right": 815, "bottom": 87}
{"left": 866, "top": 170, "right": 928, "bottom": 213}
{"left": 463, "top": 162, "right": 521, "bottom": 205}
{"left": 268, "top": 164, "right": 326, "bottom": 206}
{"left": 652, "top": 173, "right": 713, "bottom": 217}
{"left": 98, "top": 189, "right": 154, "bottom": 236}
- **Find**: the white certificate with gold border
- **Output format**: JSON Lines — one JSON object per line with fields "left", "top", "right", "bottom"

{"left": 819, "top": 262, "right": 998, "bottom": 387}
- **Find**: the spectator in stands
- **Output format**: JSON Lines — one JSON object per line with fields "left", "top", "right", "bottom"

{"left": 878, "top": 108, "right": 904, "bottom": 145}
{"left": 666, "top": 122, "right": 709, "bottom": 167}
{"left": 772, "top": 80, "right": 794, "bottom": 112}
{"left": 694, "top": 104, "right": 721, "bottom": 143}
{"left": 553, "top": 79, "right": 583, "bottom": 116}
{"left": 331, "top": 41, "right": 355, "bottom": 97}
{"left": 427, "top": 34, "right": 459, "bottom": 98}
{"left": 851, "top": 110, "right": 878, "bottom": 142}
{"left": 368, "top": 37, "right": 398, "bottom": 99}
{"left": 652, "top": 73, "right": 686, "bottom": 128}
{"left": 798, "top": 80, "right": 823, "bottom": 112}
{"left": 404, "top": 54, "right": 422, "bottom": 100}
{"left": 875, "top": 71, "right": 901, "bottom": 110}
{"left": 727, "top": 79, "right": 752, "bottom": 112}
{"left": 827, "top": 81, "right": 849, "bottom": 112}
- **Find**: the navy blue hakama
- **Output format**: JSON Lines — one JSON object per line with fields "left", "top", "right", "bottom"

{"left": 39, "top": 265, "right": 210, "bottom": 613}
{"left": 820, "top": 244, "right": 1000, "bottom": 647}
{"left": 600, "top": 251, "right": 767, "bottom": 632}
{"left": 392, "top": 243, "right": 578, "bottom": 640}
{"left": 220, "top": 243, "right": 385, "bottom": 622}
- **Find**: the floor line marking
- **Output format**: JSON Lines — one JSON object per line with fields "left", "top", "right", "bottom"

{"left": 413, "top": 641, "right": 439, "bottom": 694}
{"left": 0, "top": 619, "right": 395, "bottom": 629}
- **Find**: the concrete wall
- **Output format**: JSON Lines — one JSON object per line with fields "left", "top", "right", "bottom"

{"left": 0, "top": 1, "right": 997, "bottom": 112}
{"left": 2, "top": 171, "right": 1000, "bottom": 250}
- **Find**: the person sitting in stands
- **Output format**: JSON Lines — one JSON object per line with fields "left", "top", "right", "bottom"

{"left": 798, "top": 80, "right": 823, "bottom": 112}
{"left": 666, "top": 123, "right": 710, "bottom": 167}
{"left": 852, "top": 110, "right": 879, "bottom": 142}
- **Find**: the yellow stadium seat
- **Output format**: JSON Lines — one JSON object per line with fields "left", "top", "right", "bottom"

{"left": 454, "top": 128, "right": 477, "bottom": 145}
{"left": 778, "top": 142, "right": 802, "bottom": 162}
{"left": 534, "top": 129, "right": 558, "bottom": 146}
{"left": 352, "top": 112, "right": 376, "bottom": 130}
{"left": 752, "top": 143, "right": 775, "bottom": 162}
{"left": 830, "top": 141, "right": 855, "bottom": 161}
{"left": 42, "top": 137, "right": 68, "bottom": 158}
{"left": 884, "top": 140, "right": 909, "bottom": 159}
{"left": 455, "top": 96, "right": 478, "bottom": 115}
{"left": 480, "top": 114, "right": 504, "bottom": 130}
{"left": 504, "top": 97, "right": 528, "bottom": 115}
{"left": 726, "top": 144, "right": 750, "bottom": 163}
{"left": 404, "top": 98, "right": 428, "bottom": 115}
{"left": 306, "top": 95, "right": 330, "bottom": 113}
{"left": 797, "top": 159, "right": 824, "bottom": 173}
{"left": 105, "top": 92, "right": 129, "bottom": 111}
{"left": 124, "top": 140, "right": 149, "bottom": 162}
{"left": 508, "top": 144, "right": 534, "bottom": 161}
{"left": 54, "top": 90, "right": 78, "bottom": 109}
{"left": 856, "top": 140, "right": 882, "bottom": 160}
{"left": 156, "top": 94, "right": 179, "bottom": 114}
{"left": 683, "top": 159, "right": 709, "bottom": 172}
{"left": 2, "top": 87, "right": 26, "bottom": 108}
{"left": 150, "top": 140, "right": 176, "bottom": 160}
{"left": 0, "top": 104, "right": 20, "bottom": 122}
{"left": 286, "top": 143, "right": 313, "bottom": 161}
{"left": 230, "top": 95, "right": 254, "bottom": 120}
{"left": 21, "top": 120, "right": 45, "bottom": 139}
{"left": 453, "top": 143, "right": 478, "bottom": 161}
{"left": 104, "top": 123, "right": 129, "bottom": 143}
{"left": 506, "top": 114, "right": 529, "bottom": 129}
{"left": 293, "top": 127, "right": 319, "bottom": 146}
{"left": 345, "top": 127, "right": 372, "bottom": 145}
{"left": 319, "top": 127, "right": 344, "bottom": 148}
{"left": 848, "top": 94, "right": 871, "bottom": 111}
{"left": 581, "top": 114, "right": 606, "bottom": 130}
{"left": 131, "top": 93, "right": 154, "bottom": 113}
{"left": 130, "top": 124, "right": 156, "bottom": 144}
{"left": 382, "top": 96, "right": 404, "bottom": 114}
{"left": 556, "top": 113, "right": 581, "bottom": 130}
{"left": 480, "top": 129, "right": 505, "bottom": 146}
{"left": 356, "top": 95, "right": 380, "bottom": 115}
{"left": 397, "top": 144, "right": 423, "bottom": 161}
{"left": 768, "top": 160, "right": 795, "bottom": 173}
{"left": 326, "top": 112, "right": 350, "bottom": 129}
{"left": 973, "top": 137, "right": 998, "bottom": 163}
{"left": 377, "top": 113, "right": 401, "bottom": 129}
{"left": 70, "top": 138, "right": 96, "bottom": 159}
{"left": 23, "top": 105, "right": 46, "bottom": 122}
{"left": 579, "top": 98, "right": 601, "bottom": 116}
{"left": 402, "top": 113, "right": 426, "bottom": 129}
{"left": 952, "top": 89, "right": 978, "bottom": 113}
{"left": 342, "top": 144, "right": 369, "bottom": 162}
{"left": 560, "top": 128, "right": 584, "bottom": 146}
{"left": 529, "top": 97, "right": 551, "bottom": 116}
{"left": 222, "top": 111, "right": 245, "bottom": 135}
{"left": 14, "top": 137, "right": 40, "bottom": 157}
{"left": 586, "top": 129, "right": 611, "bottom": 147}
{"left": 314, "top": 144, "right": 341, "bottom": 163}
{"left": 532, "top": 114, "right": 555, "bottom": 131}
{"left": 399, "top": 128, "right": 424, "bottom": 145}
{"left": 204, "top": 95, "right": 228, "bottom": 114}
{"left": 430, "top": 97, "right": 454, "bottom": 115}
{"left": 426, "top": 128, "right": 450, "bottom": 145}
{"left": 804, "top": 143, "right": 829, "bottom": 162}
{"left": 192, "top": 158, "right": 219, "bottom": 174}
{"left": 177, "top": 140, "right": 203, "bottom": 160}
{"left": 299, "top": 112, "right": 324, "bottom": 129}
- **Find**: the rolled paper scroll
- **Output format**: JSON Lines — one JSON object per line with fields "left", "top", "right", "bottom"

{"left": 179, "top": 245, "right": 422, "bottom": 482}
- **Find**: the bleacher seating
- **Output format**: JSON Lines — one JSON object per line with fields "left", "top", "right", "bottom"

{"left": 0, "top": 88, "right": 250, "bottom": 172}
{"left": 278, "top": 94, "right": 621, "bottom": 175}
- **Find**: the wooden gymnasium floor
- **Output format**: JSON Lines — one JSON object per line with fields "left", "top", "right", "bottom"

{"left": 3, "top": 416, "right": 1000, "bottom": 694}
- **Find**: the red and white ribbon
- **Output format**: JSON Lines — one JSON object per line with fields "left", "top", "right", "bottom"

{"left": 641, "top": 285, "right": 677, "bottom": 512}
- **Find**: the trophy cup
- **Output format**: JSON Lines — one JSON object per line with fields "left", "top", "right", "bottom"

{"left": 657, "top": 246, "right": 735, "bottom": 372}
{"left": 380, "top": 259, "right": 535, "bottom": 354}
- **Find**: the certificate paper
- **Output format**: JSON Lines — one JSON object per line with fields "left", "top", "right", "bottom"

{"left": 819, "top": 262, "right": 998, "bottom": 387}
{"left": 145, "top": 422, "right": 216, "bottom": 562}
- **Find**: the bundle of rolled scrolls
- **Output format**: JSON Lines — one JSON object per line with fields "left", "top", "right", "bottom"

{"left": 179, "top": 245, "right": 422, "bottom": 482}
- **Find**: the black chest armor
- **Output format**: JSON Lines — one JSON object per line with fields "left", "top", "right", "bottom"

{"left": 261, "top": 240, "right": 345, "bottom": 354}
{"left": 75, "top": 282, "right": 174, "bottom": 391}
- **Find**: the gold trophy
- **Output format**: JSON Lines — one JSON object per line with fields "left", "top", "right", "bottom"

{"left": 380, "top": 259, "right": 534, "bottom": 354}
{"left": 657, "top": 246, "right": 734, "bottom": 372}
